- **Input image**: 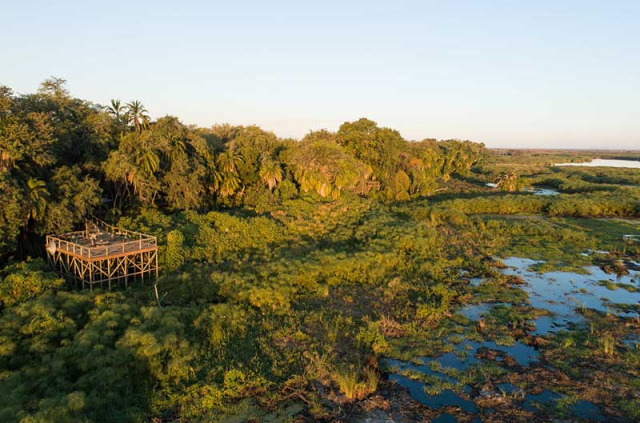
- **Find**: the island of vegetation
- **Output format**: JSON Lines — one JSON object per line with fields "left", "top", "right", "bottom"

{"left": 0, "top": 79, "right": 639, "bottom": 423}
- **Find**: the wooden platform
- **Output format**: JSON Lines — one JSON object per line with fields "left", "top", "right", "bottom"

{"left": 46, "top": 219, "right": 159, "bottom": 290}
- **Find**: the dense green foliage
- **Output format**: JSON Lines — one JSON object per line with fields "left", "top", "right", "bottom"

{"left": 0, "top": 259, "right": 64, "bottom": 309}
{"left": 1, "top": 80, "right": 640, "bottom": 422}
{"left": 0, "top": 79, "right": 483, "bottom": 259}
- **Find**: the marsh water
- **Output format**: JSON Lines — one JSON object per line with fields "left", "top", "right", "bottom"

{"left": 525, "top": 187, "right": 559, "bottom": 196}
{"left": 484, "top": 183, "right": 559, "bottom": 196}
{"left": 385, "top": 255, "right": 640, "bottom": 422}
{"left": 554, "top": 159, "right": 640, "bottom": 168}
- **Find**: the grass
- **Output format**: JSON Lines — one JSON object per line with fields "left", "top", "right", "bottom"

{"left": 598, "top": 280, "right": 638, "bottom": 292}
{"left": 3, "top": 152, "right": 640, "bottom": 422}
{"left": 618, "top": 399, "right": 640, "bottom": 421}
{"left": 598, "top": 280, "right": 618, "bottom": 290}
{"left": 600, "top": 336, "right": 616, "bottom": 356}
{"left": 333, "top": 366, "right": 359, "bottom": 400}
{"left": 362, "top": 367, "right": 379, "bottom": 395}
{"left": 565, "top": 217, "right": 640, "bottom": 248}
{"left": 332, "top": 364, "right": 379, "bottom": 400}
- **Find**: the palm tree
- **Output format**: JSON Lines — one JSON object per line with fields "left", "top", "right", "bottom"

{"left": 118, "top": 149, "right": 160, "bottom": 203}
{"left": 105, "top": 99, "right": 130, "bottom": 129}
{"left": 167, "top": 136, "right": 187, "bottom": 164}
{"left": 106, "top": 99, "right": 124, "bottom": 119}
{"left": 24, "top": 178, "right": 49, "bottom": 225}
{"left": 198, "top": 144, "right": 223, "bottom": 195}
{"left": 259, "top": 157, "right": 283, "bottom": 191}
{"left": 214, "top": 147, "right": 245, "bottom": 198}
{"left": 216, "top": 147, "right": 245, "bottom": 173}
{"left": 217, "top": 173, "right": 241, "bottom": 198}
{"left": 494, "top": 171, "right": 518, "bottom": 192}
{"left": 206, "top": 164, "right": 224, "bottom": 195}
{"left": 126, "top": 100, "right": 150, "bottom": 131}
{"left": 136, "top": 148, "right": 160, "bottom": 177}
{"left": 287, "top": 140, "right": 367, "bottom": 198}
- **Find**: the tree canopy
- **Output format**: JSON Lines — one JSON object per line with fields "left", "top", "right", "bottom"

{"left": 0, "top": 79, "right": 485, "bottom": 258}
{"left": 1, "top": 79, "right": 640, "bottom": 423}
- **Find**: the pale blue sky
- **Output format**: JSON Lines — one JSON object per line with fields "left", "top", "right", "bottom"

{"left": 2, "top": 0, "right": 639, "bottom": 148}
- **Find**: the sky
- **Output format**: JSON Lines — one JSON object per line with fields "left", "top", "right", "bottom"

{"left": 2, "top": 0, "right": 639, "bottom": 149}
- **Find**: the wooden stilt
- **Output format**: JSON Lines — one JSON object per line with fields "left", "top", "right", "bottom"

{"left": 108, "top": 259, "right": 112, "bottom": 291}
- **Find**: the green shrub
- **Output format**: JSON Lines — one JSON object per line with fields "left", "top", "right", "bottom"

{"left": 164, "top": 229, "right": 185, "bottom": 271}
{"left": 0, "top": 258, "right": 64, "bottom": 308}
{"left": 355, "top": 322, "right": 389, "bottom": 354}
{"left": 333, "top": 365, "right": 359, "bottom": 399}
{"left": 276, "top": 179, "right": 299, "bottom": 201}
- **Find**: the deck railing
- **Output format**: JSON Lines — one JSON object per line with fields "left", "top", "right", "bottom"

{"left": 46, "top": 219, "right": 157, "bottom": 260}
{"left": 88, "top": 217, "right": 150, "bottom": 240}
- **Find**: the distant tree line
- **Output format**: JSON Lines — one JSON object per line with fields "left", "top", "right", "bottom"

{"left": 0, "top": 78, "right": 484, "bottom": 258}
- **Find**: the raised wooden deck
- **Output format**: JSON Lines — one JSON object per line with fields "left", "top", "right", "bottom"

{"left": 46, "top": 221, "right": 157, "bottom": 261}
{"left": 46, "top": 219, "right": 159, "bottom": 290}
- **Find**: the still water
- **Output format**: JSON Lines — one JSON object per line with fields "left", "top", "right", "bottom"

{"left": 385, "top": 255, "right": 639, "bottom": 421}
{"left": 555, "top": 158, "right": 640, "bottom": 168}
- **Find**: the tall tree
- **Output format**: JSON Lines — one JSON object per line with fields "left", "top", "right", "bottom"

{"left": 258, "top": 156, "right": 283, "bottom": 191}
{"left": 104, "top": 130, "right": 161, "bottom": 205}
{"left": 216, "top": 146, "right": 245, "bottom": 174}
{"left": 494, "top": 171, "right": 518, "bottom": 192}
{"left": 125, "top": 100, "right": 149, "bottom": 132}
{"left": 337, "top": 118, "right": 405, "bottom": 192}
{"left": 23, "top": 178, "right": 49, "bottom": 226}
{"left": 106, "top": 99, "right": 124, "bottom": 120}
{"left": 285, "top": 138, "right": 368, "bottom": 199}
{"left": 105, "top": 99, "right": 129, "bottom": 128}
{"left": 214, "top": 146, "right": 245, "bottom": 198}
{"left": 38, "top": 77, "right": 70, "bottom": 99}
{"left": 0, "top": 86, "right": 55, "bottom": 173}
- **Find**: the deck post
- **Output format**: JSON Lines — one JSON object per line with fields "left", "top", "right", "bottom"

{"left": 81, "top": 259, "right": 85, "bottom": 290}
{"left": 108, "top": 259, "right": 111, "bottom": 291}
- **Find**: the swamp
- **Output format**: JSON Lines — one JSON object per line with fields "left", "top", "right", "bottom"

{"left": 0, "top": 81, "right": 639, "bottom": 423}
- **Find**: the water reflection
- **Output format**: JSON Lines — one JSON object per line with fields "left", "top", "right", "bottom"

{"left": 385, "top": 254, "right": 638, "bottom": 419}
{"left": 501, "top": 257, "right": 640, "bottom": 327}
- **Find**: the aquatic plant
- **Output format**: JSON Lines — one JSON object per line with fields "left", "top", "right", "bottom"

{"left": 331, "top": 364, "right": 379, "bottom": 400}
{"left": 600, "top": 336, "right": 616, "bottom": 356}
{"left": 333, "top": 365, "right": 359, "bottom": 399}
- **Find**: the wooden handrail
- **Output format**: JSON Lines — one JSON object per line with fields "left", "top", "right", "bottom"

{"left": 88, "top": 217, "right": 151, "bottom": 239}
{"left": 48, "top": 236, "right": 157, "bottom": 258}
{"left": 46, "top": 219, "right": 157, "bottom": 259}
